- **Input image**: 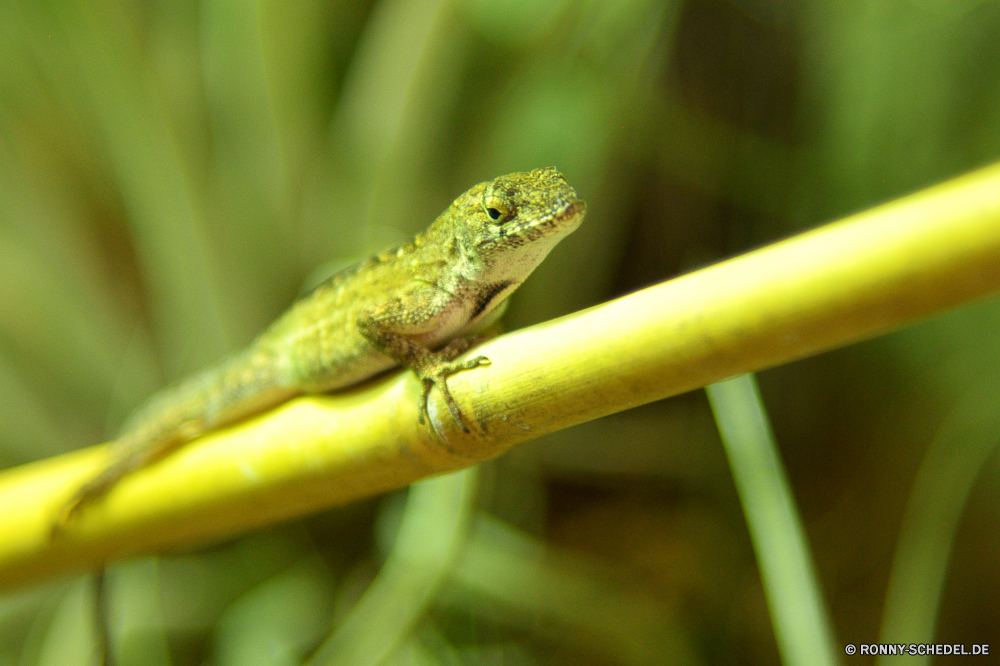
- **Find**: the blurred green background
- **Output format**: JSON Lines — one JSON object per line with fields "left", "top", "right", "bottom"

{"left": 2, "top": 0, "right": 1000, "bottom": 664}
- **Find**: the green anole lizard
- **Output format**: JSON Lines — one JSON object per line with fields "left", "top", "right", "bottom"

{"left": 55, "top": 167, "right": 585, "bottom": 529}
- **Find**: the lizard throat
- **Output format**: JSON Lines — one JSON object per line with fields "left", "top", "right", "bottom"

{"left": 469, "top": 280, "right": 516, "bottom": 320}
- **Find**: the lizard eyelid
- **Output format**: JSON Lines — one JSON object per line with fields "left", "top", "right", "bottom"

{"left": 482, "top": 194, "right": 515, "bottom": 223}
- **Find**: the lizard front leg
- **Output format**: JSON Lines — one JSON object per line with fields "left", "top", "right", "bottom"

{"left": 357, "top": 297, "right": 490, "bottom": 433}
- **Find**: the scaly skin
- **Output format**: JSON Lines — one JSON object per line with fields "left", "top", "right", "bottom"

{"left": 55, "top": 167, "right": 586, "bottom": 530}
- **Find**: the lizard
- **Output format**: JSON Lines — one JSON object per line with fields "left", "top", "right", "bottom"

{"left": 54, "top": 166, "right": 586, "bottom": 530}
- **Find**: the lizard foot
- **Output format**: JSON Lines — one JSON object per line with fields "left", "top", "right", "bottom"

{"left": 416, "top": 354, "right": 490, "bottom": 433}
{"left": 50, "top": 500, "right": 79, "bottom": 540}
{"left": 49, "top": 444, "right": 152, "bottom": 539}
{"left": 50, "top": 483, "right": 101, "bottom": 539}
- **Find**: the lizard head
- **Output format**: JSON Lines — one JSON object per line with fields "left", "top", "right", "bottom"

{"left": 451, "top": 166, "right": 586, "bottom": 283}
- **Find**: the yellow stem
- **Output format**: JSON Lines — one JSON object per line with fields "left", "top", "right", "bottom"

{"left": 2, "top": 160, "right": 1000, "bottom": 591}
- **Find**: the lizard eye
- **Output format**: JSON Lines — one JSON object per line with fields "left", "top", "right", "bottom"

{"left": 483, "top": 194, "right": 514, "bottom": 223}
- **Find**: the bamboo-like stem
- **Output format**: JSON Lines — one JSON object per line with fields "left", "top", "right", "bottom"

{"left": 2, "top": 161, "right": 1000, "bottom": 591}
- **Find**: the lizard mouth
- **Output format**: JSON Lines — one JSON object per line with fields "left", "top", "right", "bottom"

{"left": 553, "top": 199, "right": 586, "bottom": 228}
{"left": 491, "top": 197, "right": 587, "bottom": 246}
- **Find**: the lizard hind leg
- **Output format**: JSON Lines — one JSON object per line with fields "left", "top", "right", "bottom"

{"left": 51, "top": 346, "right": 294, "bottom": 537}
{"left": 52, "top": 425, "right": 192, "bottom": 536}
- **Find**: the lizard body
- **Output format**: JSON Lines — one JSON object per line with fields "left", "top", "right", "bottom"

{"left": 56, "top": 167, "right": 585, "bottom": 527}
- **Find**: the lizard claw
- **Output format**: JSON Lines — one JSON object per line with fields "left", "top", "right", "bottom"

{"left": 417, "top": 355, "right": 490, "bottom": 433}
